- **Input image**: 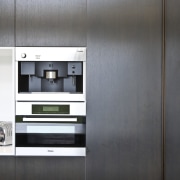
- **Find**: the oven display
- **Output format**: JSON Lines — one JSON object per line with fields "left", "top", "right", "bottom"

{"left": 43, "top": 106, "right": 59, "bottom": 112}
{"left": 32, "top": 105, "right": 70, "bottom": 114}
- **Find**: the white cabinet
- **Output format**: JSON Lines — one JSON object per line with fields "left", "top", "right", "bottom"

{"left": 0, "top": 48, "right": 15, "bottom": 155}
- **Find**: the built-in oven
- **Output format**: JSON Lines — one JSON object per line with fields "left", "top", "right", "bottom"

{"left": 15, "top": 102, "right": 86, "bottom": 156}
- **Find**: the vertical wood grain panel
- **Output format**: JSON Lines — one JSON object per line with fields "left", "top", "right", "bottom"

{"left": 16, "top": 157, "right": 85, "bottom": 180}
{"left": 16, "top": 0, "right": 86, "bottom": 46}
{"left": 0, "top": 157, "right": 15, "bottom": 180}
{"left": 0, "top": 0, "right": 14, "bottom": 46}
{"left": 165, "top": 1, "right": 180, "bottom": 180}
{"left": 86, "top": 0, "right": 162, "bottom": 179}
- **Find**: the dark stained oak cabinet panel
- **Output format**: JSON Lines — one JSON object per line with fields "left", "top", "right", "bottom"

{"left": 15, "top": 0, "right": 86, "bottom": 47}
{"left": 86, "top": 0, "right": 162, "bottom": 180}
{"left": 0, "top": 0, "right": 169, "bottom": 180}
{"left": 0, "top": 0, "right": 14, "bottom": 46}
{"left": 16, "top": 157, "right": 85, "bottom": 180}
{"left": 0, "top": 157, "right": 15, "bottom": 180}
{"left": 165, "top": 1, "right": 180, "bottom": 180}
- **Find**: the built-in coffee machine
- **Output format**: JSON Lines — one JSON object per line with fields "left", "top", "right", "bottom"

{"left": 15, "top": 47, "right": 86, "bottom": 156}
{"left": 16, "top": 47, "right": 86, "bottom": 101}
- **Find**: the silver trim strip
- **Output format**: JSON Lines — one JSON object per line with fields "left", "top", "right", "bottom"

{"left": 16, "top": 147, "right": 86, "bottom": 156}
{"left": 23, "top": 118, "right": 77, "bottom": 122}
{"left": 27, "top": 125, "right": 75, "bottom": 133}
{"left": 16, "top": 123, "right": 85, "bottom": 134}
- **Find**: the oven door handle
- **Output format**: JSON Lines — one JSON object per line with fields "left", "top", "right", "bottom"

{"left": 22, "top": 118, "right": 77, "bottom": 122}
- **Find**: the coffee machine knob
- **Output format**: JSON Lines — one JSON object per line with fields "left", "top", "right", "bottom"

{"left": 21, "top": 53, "right": 26, "bottom": 58}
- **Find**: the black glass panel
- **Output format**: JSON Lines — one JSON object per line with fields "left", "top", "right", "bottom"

{"left": 16, "top": 133, "right": 85, "bottom": 147}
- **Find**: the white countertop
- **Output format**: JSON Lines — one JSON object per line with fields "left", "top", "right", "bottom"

{"left": 0, "top": 146, "right": 14, "bottom": 155}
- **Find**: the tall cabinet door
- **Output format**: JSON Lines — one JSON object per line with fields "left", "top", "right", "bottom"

{"left": 16, "top": 157, "right": 85, "bottom": 180}
{"left": 0, "top": 0, "right": 14, "bottom": 46}
{"left": 86, "top": 0, "right": 162, "bottom": 180}
{"left": 0, "top": 157, "right": 15, "bottom": 180}
{"left": 165, "top": 1, "right": 180, "bottom": 180}
{"left": 16, "top": 0, "right": 86, "bottom": 46}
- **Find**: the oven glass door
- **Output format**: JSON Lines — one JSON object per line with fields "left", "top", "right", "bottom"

{"left": 16, "top": 117, "right": 85, "bottom": 148}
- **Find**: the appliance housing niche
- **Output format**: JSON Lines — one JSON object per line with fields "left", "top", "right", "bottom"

{"left": 15, "top": 47, "right": 86, "bottom": 156}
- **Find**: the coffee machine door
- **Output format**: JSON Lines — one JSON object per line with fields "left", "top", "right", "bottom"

{"left": 16, "top": 47, "right": 86, "bottom": 102}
